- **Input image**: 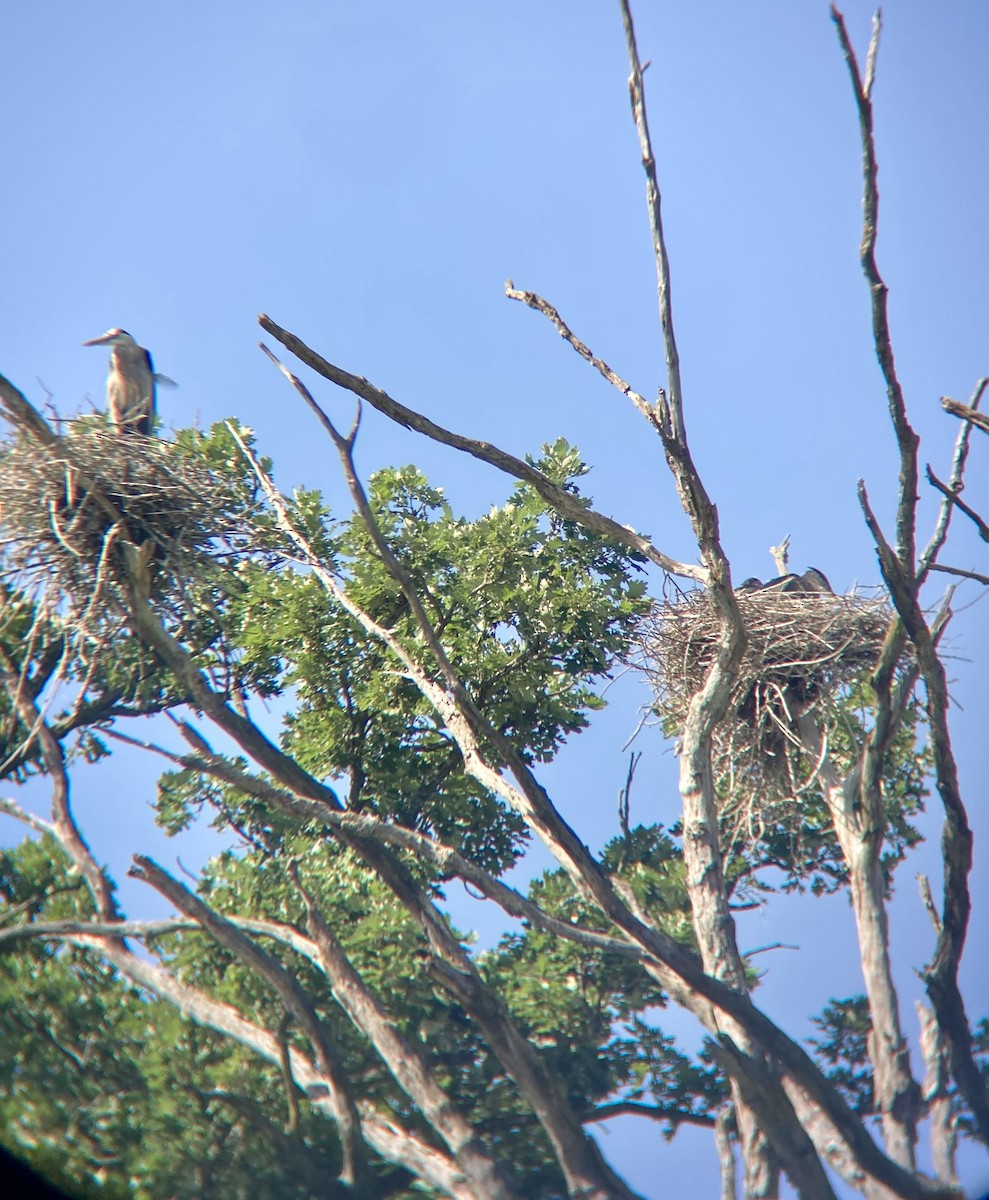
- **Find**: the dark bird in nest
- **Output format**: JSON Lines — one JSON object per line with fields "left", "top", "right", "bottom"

{"left": 799, "top": 567, "right": 834, "bottom": 594}
{"left": 736, "top": 577, "right": 764, "bottom": 592}
{"left": 760, "top": 568, "right": 834, "bottom": 595}
{"left": 82, "top": 328, "right": 161, "bottom": 435}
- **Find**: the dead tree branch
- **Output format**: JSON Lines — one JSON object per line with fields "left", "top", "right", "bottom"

{"left": 832, "top": 6, "right": 919, "bottom": 570}
{"left": 289, "top": 866, "right": 522, "bottom": 1200}
{"left": 256, "top": 316, "right": 704, "bottom": 584}
{"left": 941, "top": 394, "right": 989, "bottom": 435}
{"left": 834, "top": 1, "right": 984, "bottom": 1157}
{"left": 925, "top": 466, "right": 989, "bottom": 543}
{"left": 129, "top": 856, "right": 370, "bottom": 1192}
{"left": 858, "top": 482, "right": 985, "bottom": 1147}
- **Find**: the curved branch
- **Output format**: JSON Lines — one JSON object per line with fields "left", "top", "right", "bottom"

{"left": 290, "top": 866, "right": 521, "bottom": 1200}
{"left": 503, "top": 285, "right": 659, "bottom": 428}
{"left": 582, "top": 1100, "right": 715, "bottom": 1129}
{"left": 925, "top": 466, "right": 989, "bottom": 543}
{"left": 0, "top": 653, "right": 119, "bottom": 923}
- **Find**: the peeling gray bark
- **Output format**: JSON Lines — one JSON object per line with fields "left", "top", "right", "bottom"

{"left": 798, "top": 713, "right": 920, "bottom": 1170}
{"left": 917, "top": 1003, "right": 958, "bottom": 1185}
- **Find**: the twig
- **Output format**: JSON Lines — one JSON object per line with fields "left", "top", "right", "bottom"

{"left": 619, "top": 0, "right": 685, "bottom": 442}
{"left": 743, "top": 943, "right": 799, "bottom": 959}
{"left": 503, "top": 284, "right": 658, "bottom": 427}
{"left": 927, "top": 564, "right": 989, "bottom": 587}
{"left": 0, "top": 795, "right": 55, "bottom": 837}
{"left": 617, "top": 750, "right": 641, "bottom": 845}
{"left": 941, "top": 393, "right": 989, "bottom": 435}
{"left": 916, "top": 874, "right": 942, "bottom": 937}
{"left": 925, "top": 464, "right": 989, "bottom": 543}
{"left": 919, "top": 377, "right": 987, "bottom": 581}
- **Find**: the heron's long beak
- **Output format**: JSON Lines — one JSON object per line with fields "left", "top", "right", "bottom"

{"left": 82, "top": 333, "right": 117, "bottom": 347}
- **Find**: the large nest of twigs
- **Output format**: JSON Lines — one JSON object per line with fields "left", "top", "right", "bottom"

{"left": 637, "top": 588, "right": 890, "bottom": 816}
{"left": 0, "top": 416, "right": 260, "bottom": 644}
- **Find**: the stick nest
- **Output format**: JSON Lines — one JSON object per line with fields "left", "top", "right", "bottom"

{"left": 0, "top": 416, "right": 262, "bottom": 645}
{"left": 636, "top": 588, "right": 890, "bottom": 813}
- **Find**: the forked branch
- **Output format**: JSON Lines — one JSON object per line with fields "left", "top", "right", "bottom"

{"left": 835, "top": 5, "right": 984, "bottom": 1147}
{"left": 832, "top": 5, "right": 920, "bottom": 571}
{"left": 256, "top": 313, "right": 704, "bottom": 584}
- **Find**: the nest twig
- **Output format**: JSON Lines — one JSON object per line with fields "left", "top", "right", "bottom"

{"left": 636, "top": 588, "right": 891, "bottom": 832}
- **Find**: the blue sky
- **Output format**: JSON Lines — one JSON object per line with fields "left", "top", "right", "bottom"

{"left": 1, "top": 3, "right": 986, "bottom": 1196}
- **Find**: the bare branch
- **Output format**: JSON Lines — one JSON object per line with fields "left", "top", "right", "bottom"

{"left": 0, "top": 372, "right": 60, "bottom": 445}
{"left": 920, "top": 379, "right": 987, "bottom": 581}
{"left": 0, "top": 652, "right": 119, "bottom": 922}
{"left": 832, "top": 5, "right": 920, "bottom": 570}
{"left": 61, "top": 934, "right": 477, "bottom": 1199}
{"left": 0, "top": 795, "right": 55, "bottom": 838}
{"left": 618, "top": 0, "right": 685, "bottom": 442}
{"left": 925, "top": 465, "right": 989, "bottom": 543}
{"left": 708, "top": 1035, "right": 839, "bottom": 1200}
{"left": 769, "top": 536, "right": 791, "bottom": 576}
{"left": 917, "top": 875, "right": 942, "bottom": 937}
{"left": 916, "top": 1003, "right": 959, "bottom": 1185}
{"left": 582, "top": 1101, "right": 714, "bottom": 1130}
{"left": 941, "top": 392, "right": 989, "bottom": 435}
{"left": 927, "top": 564, "right": 989, "bottom": 587}
{"left": 503, "top": 284, "right": 658, "bottom": 427}
{"left": 0, "top": 917, "right": 198, "bottom": 947}
{"left": 256, "top": 313, "right": 705, "bottom": 583}
{"left": 863, "top": 9, "right": 882, "bottom": 99}
{"left": 129, "top": 856, "right": 370, "bottom": 1191}
{"left": 715, "top": 1108, "right": 738, "bottom": 1200}
{"left": 291, "top": 867, "right": 522, "bottom": 1200}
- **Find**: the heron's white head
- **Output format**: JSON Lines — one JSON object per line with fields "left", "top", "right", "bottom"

{"left": 82, "top": 328, "right": 137, "bottom": 348}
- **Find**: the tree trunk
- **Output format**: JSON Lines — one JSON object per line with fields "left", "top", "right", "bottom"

{"left": 798, "top": 714, "right": 920, "bottom": 1169}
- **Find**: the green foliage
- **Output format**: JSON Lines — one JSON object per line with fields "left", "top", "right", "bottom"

{"left": 183, "top": 439, "right": 649, "bottom": 874}
{"left": 601, "top": 824, "right": 696, "bottom": 950}
{"left": 0, "top": 842, "right": 351, "bottom": 1200}
{"left": 620, "top": 1023, "right": 725, "bottom": 1138}
{"left": 808, "top": 996, "right": 875, "bottom": 1116}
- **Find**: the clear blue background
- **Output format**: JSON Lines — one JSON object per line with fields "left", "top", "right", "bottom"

{"left": 1, "top": 3, "right": 986, "bottom": 1196}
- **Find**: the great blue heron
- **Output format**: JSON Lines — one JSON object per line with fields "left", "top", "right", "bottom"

{"left": 760, "top": 573, "right": 801, "bottom": 592}
{"left": 82, "top": 328, "right": 156, "bottom": 435}
{"left": 761, "top": 568, "right": 834, "bottom": 595}
{"left": 798, "top": 567, "right": 833, "bottom": 594}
